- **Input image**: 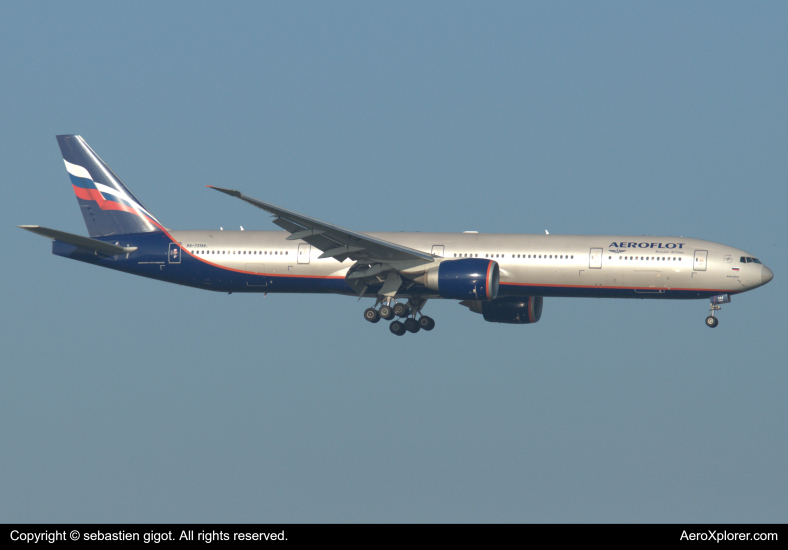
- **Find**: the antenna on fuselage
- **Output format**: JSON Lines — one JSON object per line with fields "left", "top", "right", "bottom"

{"left": 545, "top": 230, "right": 549, "bottom": 234}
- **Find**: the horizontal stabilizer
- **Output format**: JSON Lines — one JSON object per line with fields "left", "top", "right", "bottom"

{"left": 18, "top": 225, "right": 137, "bottom": 255}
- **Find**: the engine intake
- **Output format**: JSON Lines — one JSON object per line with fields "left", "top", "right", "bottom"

{"left": 416, "top": 258, "right": 499, "bottom": 301}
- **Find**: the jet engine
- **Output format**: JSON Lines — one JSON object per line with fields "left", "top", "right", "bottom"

{"left": 415, "top": 258, "right": 499, "bottom": 301}
{"left": 461, "top": 296, "right": 543, "bottom": 324}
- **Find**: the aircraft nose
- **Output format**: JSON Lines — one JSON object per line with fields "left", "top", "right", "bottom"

{"left": 762, "top": 266, "right": 774, "bottom": 285}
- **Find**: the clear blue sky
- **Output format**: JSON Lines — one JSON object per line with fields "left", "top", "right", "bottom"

{"left": 2, "top": 1, "right": 786, "bottom": 522}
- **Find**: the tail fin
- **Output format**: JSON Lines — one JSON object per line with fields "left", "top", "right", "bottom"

{"left": 57, "top": 135, "right": 163, "bottom": 237}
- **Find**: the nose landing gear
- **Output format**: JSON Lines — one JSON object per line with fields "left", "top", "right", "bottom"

{"left": 705, "top": 294, "right": 730, "bottom": 328}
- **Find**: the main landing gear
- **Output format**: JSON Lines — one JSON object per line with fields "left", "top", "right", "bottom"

{"left": 364, "top": 298, "right": 435, "bottom": 336}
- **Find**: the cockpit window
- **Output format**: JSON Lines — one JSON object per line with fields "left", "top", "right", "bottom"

{"left": 746, "top": 257, "right": 753, "bottom": 263}
{"left": 752, "top": 258, "right": 762, "bottom": 264}
{"left": 740, "top": 257, "right": 746, "bottom": 263}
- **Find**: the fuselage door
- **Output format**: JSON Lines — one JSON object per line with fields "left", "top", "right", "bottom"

{"left": 589, "top": 248, "right": 603, "bottom": 269}
{"left": 168, "top": 243, "right": 181, "bottom": 264}
{"left": 431, "top": 245, "right": 445, "bottom": 257}
{"left": 298, "top": 243, "right": 311, "bottom": 264}
{"left": 694, "top": 250, "right": 708, "bottom": 271}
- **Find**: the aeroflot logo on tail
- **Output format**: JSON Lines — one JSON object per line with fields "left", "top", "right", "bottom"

{"left": 608, "top": 242, "right": 686, "bottom": 252}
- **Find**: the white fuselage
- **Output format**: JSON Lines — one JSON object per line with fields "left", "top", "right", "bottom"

{"left": 169, "top": 230, "right": 771, "bottom": 298}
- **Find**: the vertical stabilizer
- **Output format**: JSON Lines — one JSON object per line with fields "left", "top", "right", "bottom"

{"left": 56, "top": 135, "right": 163, "bottom": 237}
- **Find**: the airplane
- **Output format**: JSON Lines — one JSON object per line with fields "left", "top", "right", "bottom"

{"left": 19, "top": 135, "right": 773, "bottom": 335}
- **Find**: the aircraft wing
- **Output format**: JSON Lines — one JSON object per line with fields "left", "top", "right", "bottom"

{"left": 208, "top": 186, "right": 434, "bottom": 264}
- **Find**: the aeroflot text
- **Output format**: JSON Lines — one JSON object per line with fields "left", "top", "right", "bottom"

{"left": 609, "top": 242, "right": 685, "bottom": 249}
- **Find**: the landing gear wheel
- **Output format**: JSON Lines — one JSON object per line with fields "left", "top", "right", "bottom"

{"left": 705, "top": 316, "right": 719, "bottom": 328}
{"left": 364, "top": 308, "right": 380, "bottom": 323}
{"left": 393, "top": 303, "right": 411, "bottom": 318}
{"left": 379, "top": 305, "right": 395, "bottom": 320}
{"left": 389, "top": 320, "right": 407, "bottom": 336}
{"left": 404, "top": 318, "right": 420, "bottom": 333}
{"left": 418, "top": 316, "right": 435, "bottom": 331}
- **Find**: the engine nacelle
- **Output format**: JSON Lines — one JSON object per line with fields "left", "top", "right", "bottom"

{"left": 416, "top": 258, "right": 499, "bottom": 301}
{"left": 462, "top": 296, "right": 543, "bottom": 324}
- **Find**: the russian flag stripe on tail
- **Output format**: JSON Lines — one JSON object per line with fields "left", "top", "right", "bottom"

{"left": 56, "top": 135, "right": 163, "bottom": 237}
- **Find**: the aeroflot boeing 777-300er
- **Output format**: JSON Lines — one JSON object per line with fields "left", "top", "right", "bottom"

{"left": 20, "top": 135, "right": 773, "bottom": 335}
